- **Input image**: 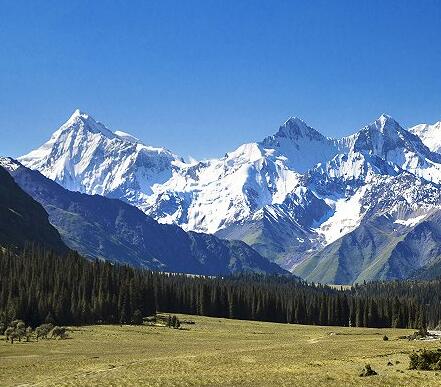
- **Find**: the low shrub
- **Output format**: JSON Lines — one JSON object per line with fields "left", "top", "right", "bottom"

{"left": 359, "top": 364, "right": 378, "bottom": 377}
{"left": 409, "top": 349, "right": 441, "bottom": 370}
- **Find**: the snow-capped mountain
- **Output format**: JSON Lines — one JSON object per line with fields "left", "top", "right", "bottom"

{"left": 144, "top": 117, "right": 337, "bottom": 234}
{"left": 338, "top": 114, "right": 441, "bottom": 184}
{"left": 260, "top": 117, "right": 339, "bottom": 172}
{"left": 409, "top": 121, "right": 441, "bottom": 154}
{"left": 20, "top": 109, "right": 182, "bottom": 206}
{"left": 298, "top": 115, "right": 441, "bottom": 256}
{"left": 1, "top": 157, "right": 285, "bottom": 276}
{"left": 18, "top": 109, "right": 441, "bottom": 278}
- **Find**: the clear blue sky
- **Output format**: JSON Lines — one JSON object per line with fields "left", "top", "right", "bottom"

{"left": 1, "top": 0, "right": 440, "bottom": 160}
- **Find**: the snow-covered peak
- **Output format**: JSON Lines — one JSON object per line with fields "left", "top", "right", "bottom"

{"left": 341, "top": 114, "right": 422, "bottom": 154}
{"left": 272, "top": 116, "right": 327, "bottom": 142}
{"left": 58, "top": 110, "right": 159, "bottom": 149}
{"left": 409, "top": 121, "right": 441, "bottom": 154}
{"left": 19, "top": 110, "right": 182, "bottom": 198}
{"left": 59, "top": 109, "right": 115, "bottom": 139}
{"left": 260, "top": 117, "right": 338, "bottom": 173}
{"left": 337, "top": 115, "right": 441, "bottom": 184}
{"left": 69, "top": 108, "right": 89, "bottom": 120}
{"left": 365, "top": 113, "right": 401, "bottom": 135}
{"left": 377, "top": 113, "right": 394, "bottom": 126}
{"left": 373, "top": 114, "right": 409, "bottom": 137}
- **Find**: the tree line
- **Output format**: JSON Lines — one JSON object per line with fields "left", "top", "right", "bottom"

{"left": 0, "top": 245, "right": 439, "bottom": 329}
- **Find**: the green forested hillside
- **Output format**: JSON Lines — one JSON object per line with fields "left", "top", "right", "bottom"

{"left": 1, "top": 245, "right": 440, "bottom": 329}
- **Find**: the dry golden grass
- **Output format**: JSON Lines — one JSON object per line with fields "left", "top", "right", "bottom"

{"left": 1, "top": 314, "right": 441, "bottom": 386}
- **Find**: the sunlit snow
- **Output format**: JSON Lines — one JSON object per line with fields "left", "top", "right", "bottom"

{"left": 17, "top": 110, "right": 441, "bottom": 269}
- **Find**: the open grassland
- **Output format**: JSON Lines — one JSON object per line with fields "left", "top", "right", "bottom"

{"left": 1, "top": 315, "right": 441, "bottom": 386}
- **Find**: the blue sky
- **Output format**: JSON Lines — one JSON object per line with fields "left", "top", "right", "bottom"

{"left": 1, "top": 0, "right": 440, "bottom": 160}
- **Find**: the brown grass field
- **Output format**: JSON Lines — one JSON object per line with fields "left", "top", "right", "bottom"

{"left": 1, "top": 314, "right": 441, "bottom": 386}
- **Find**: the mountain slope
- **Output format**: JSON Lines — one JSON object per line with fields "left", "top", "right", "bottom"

{"left": 18, "top": 112, "right": 339, "bottom": 267}
{"left": 0, "top": 162, "right": 68, "bottom": 253}
{"left": 293, "top": 215, "right": 400, "bottom": 284}
{"left": 289, "top": 116, "right": 441, "bottom": 282}
{"left": 216, "top": 187, "right": 331, "bottom": 267}
{"left": 339, "top": 115, "right": 441, "bottom": 184}
{"left": 405, "top": 209, "right": 441, "bottom": 280}
{"left": 409, "top": 121, "right": 441, "bottom": 154}
{"left": 19, "top": 109, "right": 182, "bottom": 205}
{"left": 17, "top": 110, "right": 441, "bottom": 278}
{"left": 145, "top": 117, "right": 338, "bottom": 234}
{"left": 294, "top": 206, "right": 441, "bottom": 284}
{"left": 1, "top": 158, "right": 285, "bottom": 276}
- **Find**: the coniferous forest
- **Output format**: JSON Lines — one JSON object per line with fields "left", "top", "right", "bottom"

{"left": 1, "top": 245, "right": 440, "bottom": 330}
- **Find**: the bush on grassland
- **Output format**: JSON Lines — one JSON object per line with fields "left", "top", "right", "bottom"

{"left": 409, "top": 349, "right": 441, "bottom": 370}
{"left": 359, "top": 364, "right": 378, "bottom": 377}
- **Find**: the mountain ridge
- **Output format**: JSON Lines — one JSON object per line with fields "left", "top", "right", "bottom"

{"left": 1, "top": 157, "right": 286, "bottom": 276}
{"left": 16, "top": 110, "right": 441, "bottom": 281}
{"left": 409, "top": 121, "right": 441, "bottom": 154}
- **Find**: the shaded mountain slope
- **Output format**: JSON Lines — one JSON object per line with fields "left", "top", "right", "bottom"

{"left": 0, "top": 163, "right": 68, "bottom": 253}
{"left": 1, "top": 158, "right": 285, "bottom": 276}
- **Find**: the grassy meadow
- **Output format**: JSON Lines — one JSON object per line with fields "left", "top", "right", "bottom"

{"left": 1, "top": 314, "right": 441, "bottom": 386}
